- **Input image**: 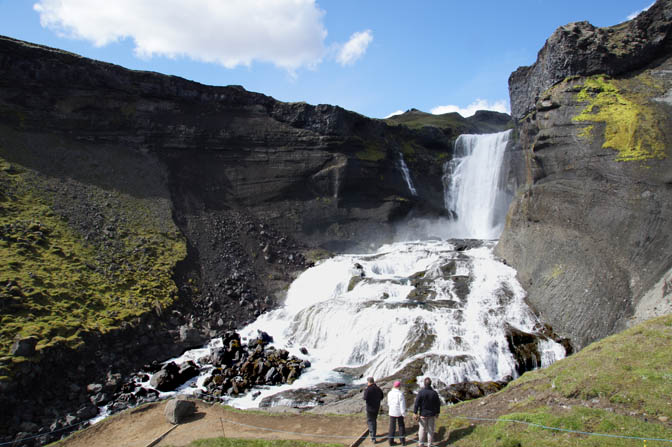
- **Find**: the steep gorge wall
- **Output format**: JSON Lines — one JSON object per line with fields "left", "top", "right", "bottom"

{"left": 497, "top": 0, "right": 672, "bottom": 349}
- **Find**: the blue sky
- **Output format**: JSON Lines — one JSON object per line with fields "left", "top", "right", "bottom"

{"left": 0, "top": 0, "right": 656, "bottom": 119}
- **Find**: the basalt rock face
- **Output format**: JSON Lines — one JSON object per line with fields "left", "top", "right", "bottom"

{"left": 0, "top": 35, "right": 449, "bottom": 251}
{"left": 509, "top": 0, "right": 672, "bottom": 121}
{"left": 498, "top": 0, "right": 672, "bottom": 349}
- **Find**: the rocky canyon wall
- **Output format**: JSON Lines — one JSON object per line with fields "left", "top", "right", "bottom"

{"left": 497, "top": 0, "right": 672, "bottom": 349}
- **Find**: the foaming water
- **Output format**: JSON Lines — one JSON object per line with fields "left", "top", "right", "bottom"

{"left": 230, "top": 239, "right": 565, "bottom": 407}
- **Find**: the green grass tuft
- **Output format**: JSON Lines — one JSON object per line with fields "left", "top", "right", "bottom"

{"left": 0, "top": 156, "right": 186, "bottom": 359}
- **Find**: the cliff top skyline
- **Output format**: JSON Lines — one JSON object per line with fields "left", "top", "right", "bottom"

{"left": 0, "top": 0, "right": 655, "bottom": 119}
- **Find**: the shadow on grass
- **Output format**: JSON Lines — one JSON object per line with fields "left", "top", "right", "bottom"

{"left": 432, "top": 424, "right": 475, "bottom": 446}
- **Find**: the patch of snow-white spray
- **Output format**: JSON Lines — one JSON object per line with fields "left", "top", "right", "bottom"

{"left": 230, "top": 239, "right": 565, "bottom": 408}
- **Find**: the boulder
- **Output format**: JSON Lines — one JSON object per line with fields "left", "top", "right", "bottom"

{"left": 179, "top": 325, "right": 204, "bottom": 347}
{"left": 11, "top": 337, "right": 38, "bottom": 357}
{"left": 86, "top": 383, "right": 103, "bottom": 394}
{"left": 104, "top": 372, "right": 122, "bottom": 393}
{"left": 149, "top": 362, "right": 183, "bottom": 392}
{"left": 504, "top": 324, "right": 543, "bottom": 376}
{"left": 164, "top": 397, "right": 196, "bottom": 424}
{"left": 75, "top": 404, "right": 98, "bottom": 420}
{"left": 18, "top": 421, "right": 38, "bottom": 433}
{"left": 178, "top": 361, "right": 199, "bottom": 382}
{"left": 440, "top": 378, "right": 510, "bottom": 404}
{"left": 260, "top": 382, "right": 353, "bottom": 409}
{"left": 89, "top": 392, "right": 111, "bottom": 406}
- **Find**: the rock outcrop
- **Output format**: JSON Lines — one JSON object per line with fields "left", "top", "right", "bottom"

{"left": 509, "top": 0, "right": 672, "bottom": 120}
{"left": 164, "top": 397, "right": 196, "bottom": 425}
{"left": 498, "top": 0, "right": 672, "bottom": 348}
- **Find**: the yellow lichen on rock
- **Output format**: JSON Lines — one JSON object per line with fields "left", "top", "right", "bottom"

{"left": 572, "top": 75, "right": 666, "bottom": 162}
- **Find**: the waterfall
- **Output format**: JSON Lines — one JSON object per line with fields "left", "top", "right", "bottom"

{"left": 229, "top": 240, "right": 565, "bottom": 407}
{"left": 442, "top": 130, "right": 511, "bottom": 239}
{"left": 398, "top": 153, "right": 417, "bottom": 196}
{"left": 128, "top": 130, "right": 565, "bottom": 413}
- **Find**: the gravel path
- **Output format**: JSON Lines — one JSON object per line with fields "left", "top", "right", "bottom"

{"left": 56, "top": 400, "right": 389, "bottom": 447}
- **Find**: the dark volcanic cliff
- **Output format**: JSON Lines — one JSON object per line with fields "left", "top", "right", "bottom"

{"left": 509, "top": 0, "right": 672, "bottom": 121}
{"left": 0, "top": 35, "right": 512, "bottom": 443}
{"left": 498, "top": 0, "right": 672, "bottom": 349}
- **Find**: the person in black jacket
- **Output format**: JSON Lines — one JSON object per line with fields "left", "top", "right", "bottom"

{"left": 413, "top": 377, "right": 441, "bottom": 447}
{"left": 363, "top": 376, "right": 384, "bottom": 443}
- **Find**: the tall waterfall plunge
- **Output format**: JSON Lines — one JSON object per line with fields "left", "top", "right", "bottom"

{"left": 443, "top": 130, "right": 512, "bottom": 239}
{"left": 132, "top": 131, "right": 564, "bottom": 412}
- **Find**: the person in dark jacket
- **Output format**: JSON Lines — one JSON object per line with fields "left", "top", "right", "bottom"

{"left": 413, "top": 377, "right": 441, "bottom": 447}
{"left": 363, "top": 376, "right": 384, "bottom": 443}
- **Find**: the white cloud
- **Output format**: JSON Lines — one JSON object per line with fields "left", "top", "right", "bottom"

{"left": 627, "top": 2, "right": 654, "bottom": 20}
{"left": 384, "top": 110, "right": 404, "bottom": 119}
{"left": 430, "top": 99, "right": 509, "bottom": 117}
{"left": 336, "top": 29, "right": 373, "bottom": 66}
{"left": 33, "top": 0, "right": 329, "bottom": 71}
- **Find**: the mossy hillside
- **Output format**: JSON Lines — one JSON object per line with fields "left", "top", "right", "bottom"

{"left": 355, "top": 139, "right": 386, "bottom": 162}
{"left": 437, "top": 314, "right": 672, "bottom": 446}
{"left": 354, "top": 136, "right": 422, "bottom": 164}
{"left": 384, "top": 110, "right": 468, "bottom": 130}
{"left": 572, "top": 74, "right": 667, "bottom": 162}
{"left": 441, "top": 406, "right": 672, "bottom": 447}
{"left": 515, "top": 314, "right": 672, "bottom": 417}
{"left": 0, "top": 156, "right": 186, "bottom": 360}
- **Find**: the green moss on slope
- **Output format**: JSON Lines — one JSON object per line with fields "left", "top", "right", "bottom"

{"left": 444, "top": 406, "right": 672, "bottom": 447}
{"left": 437, "top": 315, "right": 672, "bottom": 446}
{"left": 518, "top": 315, "right": 672, "bottom": 416}
{"left": 355, "top": 140, "right": 386, "bottom": 162}
{"left": 572, "top": 75, "right": 666, "bottom": 162}
{"left": 384, "top": 110, "right": 467, "bottom": 130}
{"left": 0, "top": 157, "right": 186, "bottom": 359}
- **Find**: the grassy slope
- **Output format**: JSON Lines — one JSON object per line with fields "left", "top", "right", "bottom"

{"left": 0, "top": 154, "right": 186, "bottom": 375}
{"left": 440, "top": 314, "right": 672, "bottom": 446}
{"left": 384, "top": 109, "right": 469, "bottom": 131}
{"left": 178, "top": 440, "right": 341, "bottom": 447}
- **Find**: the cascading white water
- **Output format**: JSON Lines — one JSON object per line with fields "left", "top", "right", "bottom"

{"left": 137, "top": 130, "right": 565, "bottom": 411}
{"left": 234, "top": 240, "right": 564, "bottom": 408}
{"left": 398, "top": 153, "right": 417, "bottom": 196}
{"left": 443, "top": 130, "right": 511, "bottom": 239}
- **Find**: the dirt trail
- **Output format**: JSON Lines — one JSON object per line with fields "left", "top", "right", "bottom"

{"left": 56, "top": 400, "right": 419, "bottom": 447}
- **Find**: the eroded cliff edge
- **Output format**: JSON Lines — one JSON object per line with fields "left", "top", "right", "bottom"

{"left": 497, "top": 0, "right": 672, "bottom": 349}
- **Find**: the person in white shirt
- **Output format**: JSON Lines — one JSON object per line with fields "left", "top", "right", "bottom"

{"left": 387, "top": 380, "right": 406, "bottom": 446}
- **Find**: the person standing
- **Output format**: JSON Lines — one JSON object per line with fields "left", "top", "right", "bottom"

{"left": 413, "top": 377, "right": 441, "bottom": 447}
{"left": 387, "top": 380, "right": 406, "bottom": 446}
{"left": 363, "top": 376, "right": 384, "bottom": 443}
